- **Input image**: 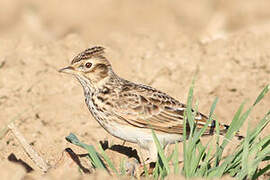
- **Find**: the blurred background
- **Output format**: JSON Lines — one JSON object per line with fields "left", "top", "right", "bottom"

{"left": 1, "top": 0, "right": 270, "bottom": 42}
{"left": 0, "top": 0, "right": 270, "bottom": 178}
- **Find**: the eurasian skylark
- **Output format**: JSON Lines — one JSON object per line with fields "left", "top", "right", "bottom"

{"left": 59, "top": 46, "right": 238, "bottom": 164}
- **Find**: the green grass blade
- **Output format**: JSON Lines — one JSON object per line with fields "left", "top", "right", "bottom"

{"left": 252, "top": 164, "right": 270, "bottom": 179}
{"left": 153, "top": 157, "right": 160, "bottom": 179}
{"left": 98, "top": 144, "right": 119, "bottom": 175}
{"left": 249, "top": 111, "right": 270, "bottom": 144}
{"left": 186, "top": 78, "right": 195, "bottom": 132}
{"left": 151, "top": 129, "right": 170, "bottom": 174}
{"left": 182, "top": 114, "right": 188, "bottom": 176}
{"left": 66, "top": 133, "right": 107, "bottom": 170}
{"left": 193, "top": 85, "right": 269, "bottom": 179}
{"left": 223, "top": 104, "right": 248, "bottom": 146}
{"left": 191, "top": 142, "right": 207, "bottom": 175}
{"left": 158, "top": 158, "right": 167, "bottom": 179}
{"left": 253, "top": 84, "right": 270, "bottom": 106}
{"left": 167, "top": 149, "right": 175, "bottom": 162}
{"left": 209, "top": 152, "right": 236, "bottom": 177}
{"left": 191, "top": 97, "right": 218, "bottom": 149}
{"left": 173, "top": 142, "right": 180, "bottom": 174}
{"left": 200, "top": 140, "right": 214, "bottom": 177}
{"left": 238, "top": 123, "right": 251, "bottom": 179}
{"left": 250, "top": 147, "right": 270, "bottom": 178}
{"left": 119, "top": 158, "right": 126, "bottom": 176}
{"left": 215, "top": 101, "right": 245, "bottom": 166}
{"left": 214, "top": 120, "right": 220, "bottom": 167}
{"left": 182, "top": 78, "right": 197, "bottom": 177}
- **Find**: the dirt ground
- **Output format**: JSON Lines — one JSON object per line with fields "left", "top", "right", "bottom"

{"left": 0, "top": 0, "right": 270, "bottom": 179}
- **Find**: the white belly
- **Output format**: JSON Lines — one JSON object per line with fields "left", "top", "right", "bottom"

{"left": 103, "top": 122, "right": 183, "bottom": 149}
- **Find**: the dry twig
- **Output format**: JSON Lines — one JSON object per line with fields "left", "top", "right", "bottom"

{"left": 8, "top": 122, "right": 50, "bottom": 172}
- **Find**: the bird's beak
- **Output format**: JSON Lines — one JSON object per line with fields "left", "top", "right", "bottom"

{"left": 58, "top": 66, "right": 75, "bottom": 74}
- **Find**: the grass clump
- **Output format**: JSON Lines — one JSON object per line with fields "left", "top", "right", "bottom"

{"left": 66, "top": 83, "right": 270, "bottom": 179}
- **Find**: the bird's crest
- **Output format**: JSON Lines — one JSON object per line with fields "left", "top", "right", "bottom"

{"left": 71, "top": 46, "right": 105, "bottom": 64}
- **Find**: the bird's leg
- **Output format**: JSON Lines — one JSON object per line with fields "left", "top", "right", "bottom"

{"left": 134, "top": 141, "right": 158, "bottom": 176}
{"left": 163, "top": 144, "right": 169, "bottom": 157}
{"left": 144, "top": 141, "right": 157, "bottom": 165}
{"left": 141, "top": 142, "right": 158, "bottom": 175}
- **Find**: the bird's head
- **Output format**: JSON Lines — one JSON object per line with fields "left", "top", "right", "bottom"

{"left": 59, "top": 46, "right": 113, "bottom": 89}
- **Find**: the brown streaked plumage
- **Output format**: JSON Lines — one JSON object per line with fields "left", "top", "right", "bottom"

{"left": 59, "top": 46, "right": 238, "bottom": 164}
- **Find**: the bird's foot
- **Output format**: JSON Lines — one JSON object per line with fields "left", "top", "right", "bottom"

{"left": 133, "top": 158, "right": 156, "bottom": 177}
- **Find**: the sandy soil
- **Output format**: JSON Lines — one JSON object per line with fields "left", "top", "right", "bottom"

{"left": 0, "top": 0, "right": 270, "bottom": 179}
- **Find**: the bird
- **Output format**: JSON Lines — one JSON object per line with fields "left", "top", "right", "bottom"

{"left": 59, "top": 46, "right": 239, "bottom": 164}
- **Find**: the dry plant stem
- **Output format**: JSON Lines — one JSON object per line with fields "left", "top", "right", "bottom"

{"left": 8, "top": 122, "right": 49, "bottom": 172}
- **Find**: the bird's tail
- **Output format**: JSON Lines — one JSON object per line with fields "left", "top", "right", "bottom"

{"left": 208, "top": 120, "right": 244, "bottom": 140}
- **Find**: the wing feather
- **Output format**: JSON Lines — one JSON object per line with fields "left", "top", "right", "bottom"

{"left": 108, "top": 83, "right": 212, "bottom": 134}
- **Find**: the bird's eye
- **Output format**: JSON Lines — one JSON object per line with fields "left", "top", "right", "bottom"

{"left": 85, "top": 62, "right": 92, "bottom": 68}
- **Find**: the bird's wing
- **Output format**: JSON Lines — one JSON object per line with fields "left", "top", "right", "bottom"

{"left": 109, "top": 83, "right": 214, "bottom": 134}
